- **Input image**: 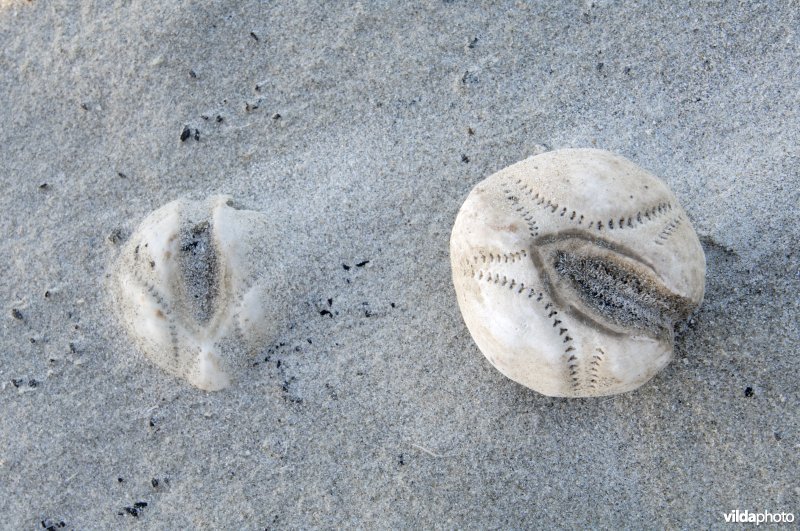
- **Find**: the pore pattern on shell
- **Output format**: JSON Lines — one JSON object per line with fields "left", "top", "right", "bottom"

{"left": 110, "top": 195, "right": 283, "bottom": 391}
{"left": 450, "top": 149, "right": 706, "bottom": 397}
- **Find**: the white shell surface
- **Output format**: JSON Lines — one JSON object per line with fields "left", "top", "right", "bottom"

{"left": 450, "top": 149, "right": 706, "bottom": 397}
{"left": 110, "top": 195, "right": 282, "bottom": 391}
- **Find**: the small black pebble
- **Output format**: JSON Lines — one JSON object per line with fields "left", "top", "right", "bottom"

{"left": 250, "top": 31, "right": 259, "bottom": 41}
{"left": 342, "top": 264, "right": 351, "bottom": 271}
{"left": 319, "top": 309, "right": 332, "bottom": 317}
{"left": 123, "top": 507, "right": 139, "bottom": 517}
{"left": 118, "top": 477, "right": 124, "bottom": 483}
{"left": 193, "top": 129, "right": 200, "bottom": 141}
{"left": 461, "top": 154, "right": 470, "bottom": 163}
{"left": 255, "top": 84, "right": 261, "bottom": 92}
{"left": 390, "top": 302, "right": 396, "bottom": 308}
{"left": 307, "top": 338, "right": 312, "bottom": 344}
{"left": 356, "top": 260, "right": 369, "bottom": 267}
{"left": 40, "top": 519, "right": 66, "bottom": 530}
{"left": 744, "top": 387, "right": 754, "bottom": 397}
{"left": 398, "top": 454, "right": 405, "bottom": 465}
{"left": 189, "top": 69, "right": 197, "bottom": 78}
{"left": 80, "top": 103, "right": 89, "bottom": 110}
{"left": 596, "top": 62, "right": 604, "bottom": 71}
{"left": 44, "top": 291, "right": 51, "bottom": 298}
{"left": 272, "top": 113, "right": 281, "bottom": 120}
{"left": 149, "top": 418, "right": 155, "bottom": 427}
{"left": 327, "top": 298, "right": 333, "bottom": 307}
{"left": 134, "top": 502, "right": 148, "bottom": 509}
{"left": 11, "top": 378, "right": 22, "bottom": 388}
{"left": 216, "top": 115, "right": 223, "bottom": 123}
{"left": 467, "top": 127, "right": 475, "bottom": 136}
{"left": 107, "top": 228, "right": 125, "bottom": 244}
{"left": 151, "top": 478, "right": 159, "bottom": 488}
{"left": 11, "top": 308, "right": 23, "bottom": 320}
{"left": 201, "top": 115, "right": 209, "bottom": 120}
{"left": 39, "top": 182, "right": 49, "bottom": 190}
{"left": 774, "top": 432, "right": 782, "bottom": 441}
{"left": 180, "top": 127, "right": 191, "bottom": 142}
{"left": 467, "top": 37, "right": 478, "bottom": 49}
{"left": 276, "top": 360, "right": 281, "bottom": 368}
{"left": 28, "top": 379, "right": 38, "bottom": 388}
{"left": 624, "top": 66, "right": 632, "bottom": 75}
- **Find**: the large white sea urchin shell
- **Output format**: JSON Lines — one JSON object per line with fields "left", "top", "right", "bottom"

{"left": 450, "top": 149, "right": 706, "bottom": 397}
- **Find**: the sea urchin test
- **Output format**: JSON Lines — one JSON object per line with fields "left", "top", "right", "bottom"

{"left": 110, "top": 195, "right": 282, "bottom": 391}
{"left": 450, "top": 149, "right": 705, "bottom": 397}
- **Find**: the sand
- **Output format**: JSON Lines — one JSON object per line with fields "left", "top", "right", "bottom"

{"left": 1, "top": 1, "right": 798, "bottom": 528}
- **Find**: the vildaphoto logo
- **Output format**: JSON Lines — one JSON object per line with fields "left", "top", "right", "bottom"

{"left": 722, "top": 509, "right": 795, "bottom": 525}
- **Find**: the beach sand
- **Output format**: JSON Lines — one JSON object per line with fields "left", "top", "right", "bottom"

{"left": 1, "top": 1, "right": 798, "bottom": 528}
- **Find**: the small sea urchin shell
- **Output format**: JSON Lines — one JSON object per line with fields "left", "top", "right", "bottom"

{"left": 450, "top": 149, "right": 706, "bottom": 397}
{"left": 110, "top": 195, "right": 283, "bottom": 391}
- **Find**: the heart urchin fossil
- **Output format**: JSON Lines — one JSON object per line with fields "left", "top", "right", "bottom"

{"left": 450, "top": 149, "right": 706, "bottom": 397}
{"left": 110, "top": 195, "right": 284, "bottom": 391}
